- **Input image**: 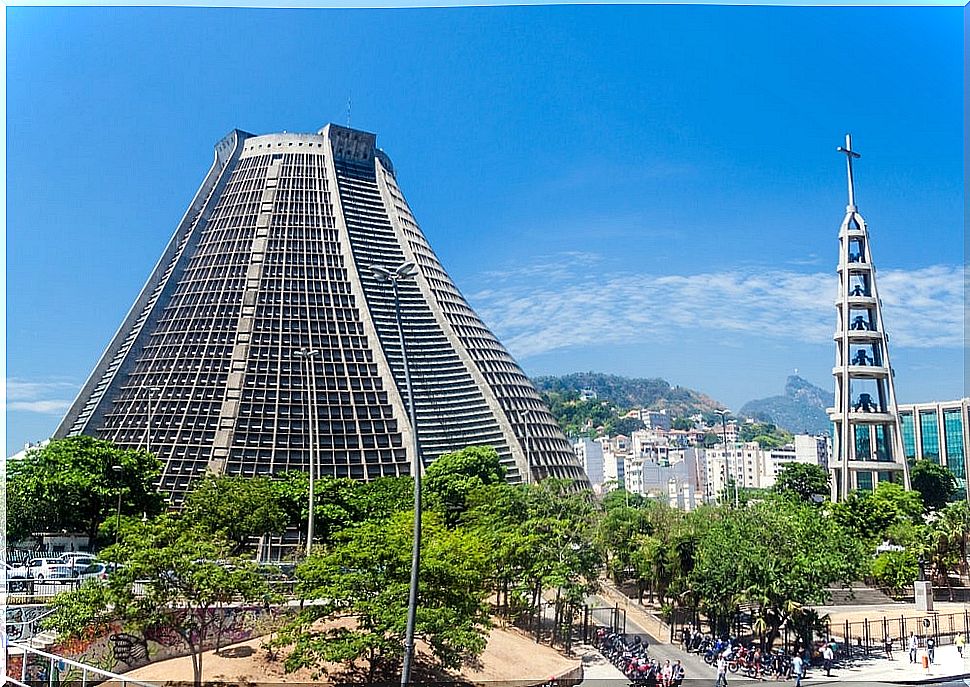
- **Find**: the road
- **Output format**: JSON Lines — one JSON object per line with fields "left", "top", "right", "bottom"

{"left": 588, "top": 593, "right": 713, "bottom": 682}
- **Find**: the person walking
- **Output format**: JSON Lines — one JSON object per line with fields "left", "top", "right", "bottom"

{"left": 884, "top": 635, "right": 893, "bottom": 660}
{"left": 822, "top": 643, "right": 835, "bottom": 677}
{"left": 908, "top": 632, "right": 918, "bottom": 664}
{"left": 792, "top": 653, "right": 804, "bottom": 687}
{"left": 956, "top": 633, "right": 965, "bottom": 659}
{"left": 926, "top": 636, "right": 935, "bottom": 664}
{"left": 715, "top": 653, "right": 729, "bottom": 687}
{"left": 672, "top": 660, "right": 685, "bottom": 687}
{"left": 662, "top": 659, "right": 673, "bottom": 687}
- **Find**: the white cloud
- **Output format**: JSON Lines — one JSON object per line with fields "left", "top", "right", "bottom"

{"left": 8, "top": 400, "right": 73, "bottom": 414}
{"left": 7, "top": 379, "right": 78, "bottom": 415}
{"left": 468, "top": 256, "right": 966, "bottom": 358}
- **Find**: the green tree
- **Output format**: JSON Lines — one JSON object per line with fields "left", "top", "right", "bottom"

{"left": 774, "top": 463, "right": 831, "bottom": 503}
{"left": 870, "top": 550, "right": 919, "bottom": 594}
{"left": 7, "top": 436, "right": 165, "bottom": 542}
{"left": 672, "top": 418, "right": 695, "bottom": 431}
{"left": 277, "top": 511, "right": 491, "bottom": 681}
{"left": 46, "top": 515, "right": 270, "bottom": 686}
{"left": 605, "top": 417, "right": 646, "bottom": 437}
{"left": 351, "top": 476, "right": 415, "bottom": 523}
{"left": 829, "top": 482, "right": 923, "bottom": 544}
{"left": 738, "top": 422, "right": 794, "bottom": 449}
{"left": 424, "top": 445, "right": 506, "bottom": 525}
{"left": 690, "top": 501, "right": 863, "bottom": 642}
{"left": 182, "top": 475, "right": 288, "bottom": 554}
{"left": 910, "top": 460, "right": 958, "bottom": 512}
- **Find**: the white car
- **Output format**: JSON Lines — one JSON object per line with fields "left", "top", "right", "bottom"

{"left": 15, "top": 558, "right": 74, "bottom": 581}
{"left": 60, "top": 554, "right": 97, "bottom": 574}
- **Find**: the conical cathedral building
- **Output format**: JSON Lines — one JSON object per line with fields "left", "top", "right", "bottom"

{"left": 56, "top": 124, "right": 589, "bottom": 500}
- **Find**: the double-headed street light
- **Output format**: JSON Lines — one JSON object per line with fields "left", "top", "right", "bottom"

{"left": 365, "top": 261, "right": 421, "bottom": 687}
{"left": 295, "top": 347, "right": 321, "bottom": 557}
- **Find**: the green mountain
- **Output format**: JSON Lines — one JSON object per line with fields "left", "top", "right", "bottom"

{"left": 532, "top": 372, "right": 722, "bottom": 417}
{"left": 738, "top": 375, "right": 834, "bottom": 435}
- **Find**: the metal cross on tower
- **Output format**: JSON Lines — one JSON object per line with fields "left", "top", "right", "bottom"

{"left": 828, "top": 133, "right": 910, "bottom": 501}
{"left": 837, "top": 133, "right": 861, "bottom": 209}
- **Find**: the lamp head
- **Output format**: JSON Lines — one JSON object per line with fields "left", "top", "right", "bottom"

{"left": 395, "top": 261, "right": 418, "bottom": 278}
{"left": 366, "top": 265, "right": 393, "bottom": 282}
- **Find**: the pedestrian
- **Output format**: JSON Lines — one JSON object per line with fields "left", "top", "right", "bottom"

{"left": 662, "top": 659, "right": 673, "bottom": 687}
{"left": 956, "top": 633, "right": 965, "bottom": 659}
{"left": 792, "top": 653, "right": 804, "bottom": 687}
{"left": 672, "top": 659, "right": 685, "bottom": 687}
{"left": 884, "top": 635, "right": 893, "bottom": 661}
{"left": 683, "top": 626, "right": 693, "bottom": 651}
{"left": 926, "top": 636, "right": 935, "bottom": 664}
{"left": 715, "top": 652, "right": 729, "bottom": 687}
{"left": 908, "top": 632, "right": 918, "bottom": 664}
{"left": 822, "top": 643, "right": 834, "bottom": 677}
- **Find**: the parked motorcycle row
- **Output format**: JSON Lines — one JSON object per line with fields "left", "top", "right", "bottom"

{"left": 688, "top": 633, "right": 796, "bottom": 679}
{"left": 594, "top": 627, "right": 686, "bottom": 686}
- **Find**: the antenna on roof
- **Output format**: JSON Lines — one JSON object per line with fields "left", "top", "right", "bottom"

{"left": 347, "top": 95, "right": 352, "bottom": 127}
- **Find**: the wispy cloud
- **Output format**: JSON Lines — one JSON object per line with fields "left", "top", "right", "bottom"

{"left": 468, "top": 255, "right": 966, "bottom": 358}
{"left": 7, "top": 379, "right": 78, "bottom": 415}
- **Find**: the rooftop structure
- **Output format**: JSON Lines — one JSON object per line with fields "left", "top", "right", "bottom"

{"left": 55, "top": 124, "right": 588, "bottom": 501}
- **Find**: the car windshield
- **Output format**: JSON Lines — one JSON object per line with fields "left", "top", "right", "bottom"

{"left": 81, "top": 564, "right": 105, "bottom": 574}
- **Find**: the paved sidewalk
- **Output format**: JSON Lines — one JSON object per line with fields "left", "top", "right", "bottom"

{"left": 806, "top": 643, "right": 969, "bottom": 683}
{"left": 574, "top": 641, "right": 627, "bottom": 685}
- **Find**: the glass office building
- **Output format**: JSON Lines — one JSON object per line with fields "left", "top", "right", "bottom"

{"left": 898, "top": 399, "right": 970, "bottom": 500}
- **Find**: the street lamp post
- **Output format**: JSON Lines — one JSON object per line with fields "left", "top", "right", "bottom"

{"left": 365, "top": 261, "right": 421, "bottom": 687}
{"left": 518, "top": 408, "right": 534, "bottom": 485}
{"left": 111, "top": 464, "right": 124, "bottom": 546}
{"left": 295, "top": 348, "right": 321, "bottom": 557}
{"left": 145, "top": 386, "right": 161, "bottom": 455}
{"left": 716, "top": 410, "right": 739, "bottom": 508}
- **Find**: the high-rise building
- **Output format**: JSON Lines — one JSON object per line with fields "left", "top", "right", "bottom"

{"left": 55, "top": 124, "right": 588, "bottom": 501}
{"left": 898, "top": 399, "right": 970, "bottom": 500}
{"left": 827, "top": 134, "right": 909, "bottom": 500}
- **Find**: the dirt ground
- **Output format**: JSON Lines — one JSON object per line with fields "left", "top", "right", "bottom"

{"left": 122, "top": 623, "right": 579, "bottom": 684}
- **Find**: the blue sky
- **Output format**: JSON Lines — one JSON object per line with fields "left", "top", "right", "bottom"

{"left": 5, "top": 4, "right": 964, "bottom": 455}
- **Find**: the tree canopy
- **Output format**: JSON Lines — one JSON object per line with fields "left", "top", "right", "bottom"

{"left": 910, "top": 459, "right": 958, "bottom": 511}
{"left": 7, "top": 436, "right": 165, "bottom": 542}
{"left": 47, "top": 515, "right": 270, "bottom": 686}
{"left": 276, "top": 512, "right": 491, "bottom": 681}
{"left": 774, "top": 462, "right": 831, "bottom": 503}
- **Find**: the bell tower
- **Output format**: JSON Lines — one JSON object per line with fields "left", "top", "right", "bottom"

{"left": 828, "top": 134, "right": 910, "bottom": 500}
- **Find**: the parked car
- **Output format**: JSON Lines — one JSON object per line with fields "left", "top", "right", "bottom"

{"left": 76, "top": 562, "right": 117, "bottom": 582}
{"left": 14, "top": 558, "right": 74, "bottom": 581}
{"left": 60, "top": 554, "right": 97, "bottom": 574}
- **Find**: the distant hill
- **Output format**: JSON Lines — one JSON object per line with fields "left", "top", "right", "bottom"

{"left": 532, "top": 372, "right": 723, "bottom": 417}
{"left": 738, "top": 375, "right": 834, "bottom": 435}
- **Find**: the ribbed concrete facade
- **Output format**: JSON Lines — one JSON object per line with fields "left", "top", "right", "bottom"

{"left": 56, "top": 124, "right": 589, "bottom": 501}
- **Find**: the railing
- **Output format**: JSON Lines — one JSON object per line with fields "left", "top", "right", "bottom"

{"left": 5, "top": 606, "right": 58, "bottom": 644}
{"left": 5, "top": 642, "right": 155, "bottom": 687}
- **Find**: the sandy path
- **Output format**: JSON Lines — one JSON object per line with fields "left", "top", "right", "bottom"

{"left": 123, "top": 624, "right": 578, "bottom": 684}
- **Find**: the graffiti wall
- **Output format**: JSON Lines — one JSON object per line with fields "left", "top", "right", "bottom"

{"left": 6, "top": 604, "right": 52, "bottom": 643}
{"left": 6, "top": 606, "right": 292, "bottom": 682}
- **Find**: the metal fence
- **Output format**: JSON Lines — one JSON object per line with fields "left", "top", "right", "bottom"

{"left": 823, "top": 610, "right": 970, "bottom": 657}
